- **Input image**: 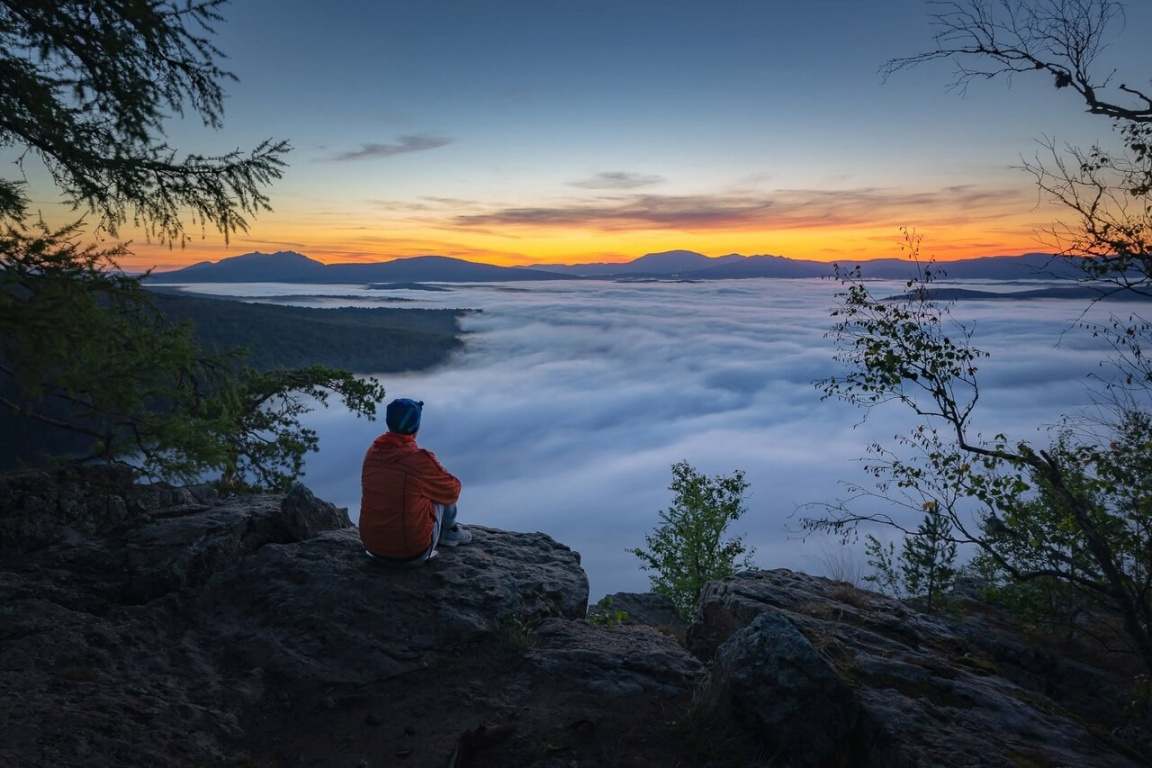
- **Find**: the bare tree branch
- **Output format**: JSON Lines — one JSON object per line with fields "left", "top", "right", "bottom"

{"left": 882, "top": 0, "right": 1151, "bottom": 123}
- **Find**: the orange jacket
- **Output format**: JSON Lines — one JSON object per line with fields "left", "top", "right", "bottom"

{"left": 359, "top": 432, "right": 461, "bottom": 559}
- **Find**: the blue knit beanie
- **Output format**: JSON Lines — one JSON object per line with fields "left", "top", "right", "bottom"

{"left": 386, "top": 398, "right": 423, "bottom": 434}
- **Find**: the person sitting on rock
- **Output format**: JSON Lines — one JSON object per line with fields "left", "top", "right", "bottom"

{"left": 360, "top": 397, "right": 471, "bottom": 566}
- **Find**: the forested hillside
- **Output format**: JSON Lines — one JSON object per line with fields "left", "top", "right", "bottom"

{"left": 2, "top": 295, "right": 467, "bottom": 471}
{"left": 150, "top": 292, "right": 467, "bottom": 372}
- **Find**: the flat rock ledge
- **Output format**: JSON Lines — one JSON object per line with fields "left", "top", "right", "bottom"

{"left": 0, "top": 468, "right": 701, "bottom": 767}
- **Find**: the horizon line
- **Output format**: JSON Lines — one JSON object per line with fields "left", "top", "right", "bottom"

{"left": 145, "top": 247, "right": 1057, "bottom": 274}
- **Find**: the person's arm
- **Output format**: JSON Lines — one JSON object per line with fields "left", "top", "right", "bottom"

{"left": 417, "top": 450, "right": 461, "bottom": 504}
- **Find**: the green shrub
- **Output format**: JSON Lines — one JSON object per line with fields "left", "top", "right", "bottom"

{"left": 629, "top": 461, "right": 755, "bottom": 620}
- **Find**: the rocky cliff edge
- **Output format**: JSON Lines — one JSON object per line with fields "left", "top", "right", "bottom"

{"left": 1, "top": 467, "right": 1148, "bottom": 767}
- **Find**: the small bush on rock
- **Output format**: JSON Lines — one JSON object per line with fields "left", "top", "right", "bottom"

{"left": 629, "top": 461, "right": 755, "bottom": 621}
{"left": 587, "top": 596, "right": 629, "bottom": 627}
{"left": 864, "top": 506, "right": 957, "bottom": 614}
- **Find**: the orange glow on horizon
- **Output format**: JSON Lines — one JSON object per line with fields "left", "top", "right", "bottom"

{"left": 124, "top": 219, "right": 1054, "bottom": 274}
{"left": 40, "top": 173, "right": 1063, "bottom": 273}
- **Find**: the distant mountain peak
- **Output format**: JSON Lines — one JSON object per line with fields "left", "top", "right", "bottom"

{"left": 218, "top": 250, "right": 319, "bottom": 264}
{"left": 637, "top": 249, "right": 707, "bottom": 258}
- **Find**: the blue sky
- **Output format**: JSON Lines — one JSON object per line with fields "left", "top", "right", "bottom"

{"left": 16, "top": 0, "right": 1152, "bottom": 269}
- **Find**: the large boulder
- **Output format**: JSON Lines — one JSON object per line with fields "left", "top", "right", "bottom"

{"left": 0, "top": 464, "right": 196, "bottom": 557}
{"left": 711, "top": 611, "right": 860, "bottom": 767}
{"left": 688, "top": 569, "right": 1148, "bottom": 767}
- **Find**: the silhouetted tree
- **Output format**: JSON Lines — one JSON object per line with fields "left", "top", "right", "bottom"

{"left": 881, "top": 0, "right": 1150, "bottom": 124}
{"left": 807, "top": 0, "right": 1152, "bottom": 671}
{"left": 0, "top": 0, "right": 387, "bottom": 489}
{"left": 0, "top": 0, "right": 289, "bottom": 241}
{"left": 885, "top": 0, "right": 1150, "bottom": 293}
{"left": 808, "top": 230, "right": 1152, "bottom": 673}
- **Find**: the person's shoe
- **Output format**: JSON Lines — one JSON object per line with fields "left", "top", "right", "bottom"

{"left": 439, "top": 524, "right": 473, "bottom": 547}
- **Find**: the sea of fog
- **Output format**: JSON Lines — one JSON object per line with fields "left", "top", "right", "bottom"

{"left": 173, "top": 278, "right": 1140, "bottom": 599}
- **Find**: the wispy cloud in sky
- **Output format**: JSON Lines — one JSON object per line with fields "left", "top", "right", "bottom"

{"left": 367, "top": 196, "right": 488, "bottom": 214}
{"left": 568, "top": 172, "right": 666, "bottom": 190}
{"left": 327, "top": 135, "right": 453, "bottom": 162}
{"left": 452, "top": 186, "right": 1028, "bottom": 232}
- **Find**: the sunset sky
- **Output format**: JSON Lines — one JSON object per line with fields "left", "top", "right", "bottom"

{"left": 15, "top": 0, "right": 1152, "bottom": 271}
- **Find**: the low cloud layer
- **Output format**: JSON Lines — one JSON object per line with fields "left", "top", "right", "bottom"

{"left": 328, "top": 135, "right": 452, "bottom": 162}
{"left": 183, "top": 280, "right": 1136, "bottom": 599}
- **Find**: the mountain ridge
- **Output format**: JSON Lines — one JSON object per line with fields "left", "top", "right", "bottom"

{"left": 147, "top": 248, "right": 1081, "bottom": 284}
{"left": 148, "top": 251, "right": 572, "bottom": 284}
